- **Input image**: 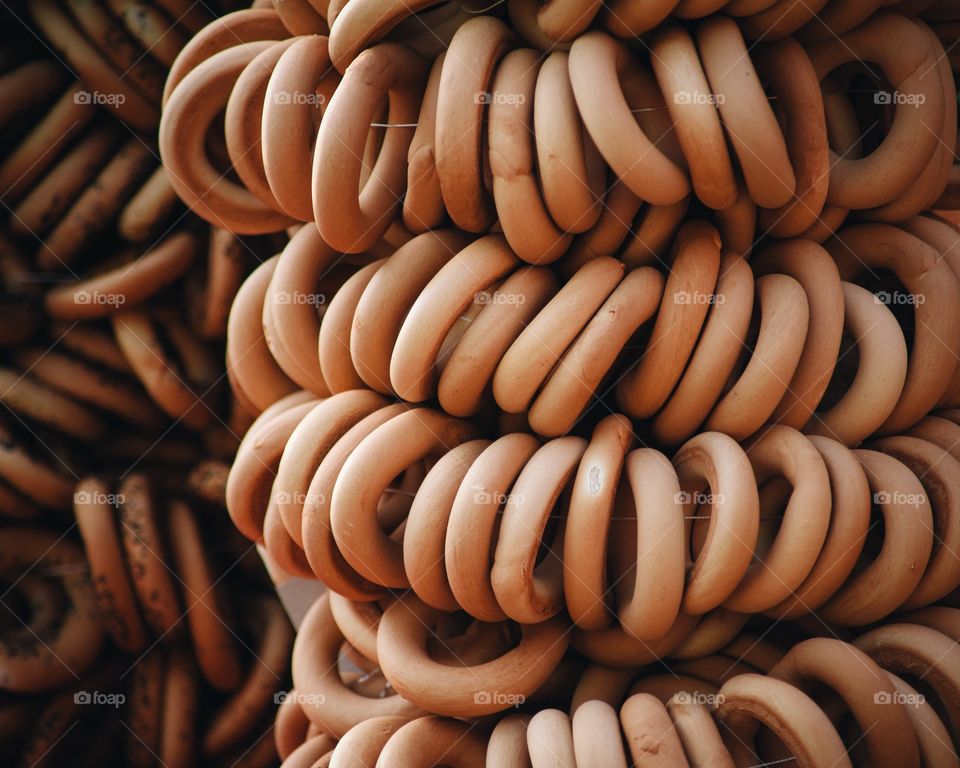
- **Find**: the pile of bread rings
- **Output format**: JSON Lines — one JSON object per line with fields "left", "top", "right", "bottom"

{"left": 1, "top": 0, "right": 960, "bottom": 765}
{"left": 0, "top": 478, "right": 293, "bottom": 767}
{"left": 232, "top": 217, "right": 960, "bottom": 444}
{"left": 159, "top": 2, "right": 958, "bottom": 260}
{"left": 246, "top": 403, "right": 960, "bottom": 630}
{"left": 0, "top": 1, "right": 307, "bottom": 766}
{"left": 277, "top": 616, "right": 960, "bottom": 767}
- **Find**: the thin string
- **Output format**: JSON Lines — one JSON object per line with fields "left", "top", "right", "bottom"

{"left": 462, "top": 0, "right": 509, "bottom": 13}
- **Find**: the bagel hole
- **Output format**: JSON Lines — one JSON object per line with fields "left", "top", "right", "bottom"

{"left": 533, "top": 481, "right": 566, "bottom": 569}
{"left": 358, "top": 99, "right": 387, "bottom": 194}
{"left": 620, "top": 203, "right": 675, "bottom": 268}
{"left": 609, "top": 474, "right": 638, "bottom": 617}
{"left": 757, "top": 71, "right": 789, "bottom": 145}
{"left": 821, "top": 65, "right": 891, "bottom": 157}
{"left": 819, "top": 333, "right": 860, "bottom": 410}
{"left": 716, "top": 291, "right": 763, "bottom": 397}
{"left": 837, "top": 710, "right": 871, "bottom": 767}
{"left": 340, "top": 640, "right": 378, "bottom": 676}
{"left": 750, "top": 477, "right": 793, "bottom": 567}
{"left": 891, "top": 672, "right": 953, "bottom": 745}
{"left": 314, "top": 261, "right": 360, "bottom": 324}
{"left": 435, "top": 295, "right": 486, "bottom": 375}
{"left": 625, "top": 69, "right": 686, "bottom": 170}
{"left": 480, "top": 103, "right": 493, "bottom": 199}
{"left": 846, "top": 493, "right": 887, "bottom": 579}
{"left": 799, "top": 680, "right": 857, "bottom": 732}
{"left": 820, "top": 268, "right": 915, "bottom": 413}
{"left": 348, "top": 667, "right": 394, "bottom": 698}
{"left": 0, "top": 583, "right": 29, "bottom": 632}
{"left": 376, "top": 462, "right": 427, "bottom": 534}
{"left": 685, "top": 482, "right": 722, "bottom": 562}
{"left": 753, "top": 724, "right": 799, "bottom": 767}
{"left": 340, "top": 652, "right": 397, "bottom": 700}
{"left": 620, "top": 303, "right": 656, "bottom": 358}
{"left": 853, "top": 269, "right": 917, "bottom": 354}
{"left": 0, "top": 575, "right": 68, "bottom": 642}
{"left": 753, "top": 694, "right": 867, "bottom": 768}
{"left": 311, "top": 78, "right": 338, "bottom": 141}
{"left": 845, "top": 70, "right": 890, "bottom": 155}
{"left": 205, "top": 112, "right": 233, "bottom": 178}
{"left": 690, "top": 500, "right": 710, "bottom": 558}
{"left": 426, "top": 613, "right": 519, "bottom": 666}
{"left": 514, "top": 479, "right": 569, "bottom": 608}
